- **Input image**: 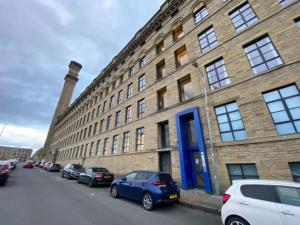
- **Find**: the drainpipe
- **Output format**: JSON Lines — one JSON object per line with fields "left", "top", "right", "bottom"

{"left": 192, "top": 62, "right": 220, "bottom": 195}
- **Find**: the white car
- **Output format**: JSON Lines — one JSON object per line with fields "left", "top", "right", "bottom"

{"left": 221, "top": 179, "right": 300, "bottom": 225}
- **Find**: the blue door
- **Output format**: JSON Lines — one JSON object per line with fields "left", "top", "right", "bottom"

{"left": 176, "top": 107, "right": 212, "bottom": 193}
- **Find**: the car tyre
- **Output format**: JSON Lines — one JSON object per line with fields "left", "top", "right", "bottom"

{"left": 111, "top": 185, "right": 119, "bottom": 198}
{"left": 226, "top": 216, "right": 250, "bottom": 225}
{"left": 77, "top": 178, "right": 81, "bottom": 184}
{"left": 88, "top": 179, "right": 94, "bottom": 188}
{"left": 67, "top": 173, "right": 71, "bottom": 180}
{"left": 142, "top": 192, "right": 154, "bottom": 211}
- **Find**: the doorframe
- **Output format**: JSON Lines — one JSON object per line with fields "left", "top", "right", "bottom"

{"left": 176, "top": 107, "right": 212, "bottom": 193}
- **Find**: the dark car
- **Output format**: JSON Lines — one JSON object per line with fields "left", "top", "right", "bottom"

{"left": 61, "top": 164, "right": 82, "bottom": 179}
{"left": 23, "top": 161, "right": 34, "bottom": 169}
{"left": 110, "top": 171, "right": 180, "bottom": 210}
{"left": 47, "top": 163, "right": 61, "bottom": 172}
{"left": 77, "top": 167, "right": 114, "bottom": 187}
{"left": 0, "top": 165, "right": 9, "bottom": 186}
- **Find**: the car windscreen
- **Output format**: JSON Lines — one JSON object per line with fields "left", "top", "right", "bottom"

{"left": 158, "top": 174, "right": 173, "bottom": 183}
{"left": 92, "top": 168, "right": 108, "bottom": 173}
{"left": 73, "top": 165, "right": 82, "bottom": 169}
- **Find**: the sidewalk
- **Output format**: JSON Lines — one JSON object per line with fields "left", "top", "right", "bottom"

{"left": 179, "top": 188, "right": 223, "bottom": 215}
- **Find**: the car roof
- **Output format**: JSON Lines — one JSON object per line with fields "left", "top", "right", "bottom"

{"left": 232, "top": 179, "right": 300, "bottom": 187}
{"left": 131, "top": 170, "right": 171, "bottom": 175}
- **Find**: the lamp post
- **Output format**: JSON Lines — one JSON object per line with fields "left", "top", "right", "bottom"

{"left": 0, "top": 124, "right": 7, "bottom": 138}
{"left": 192, "top": 61, "right": 220, "bottom": 195}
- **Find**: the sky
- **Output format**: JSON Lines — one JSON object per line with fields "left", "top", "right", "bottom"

{"left": 0, "top": 0, "right": 165, "bottom": 154}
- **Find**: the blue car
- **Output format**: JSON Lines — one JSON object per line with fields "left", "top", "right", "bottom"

{"left": 110, "top": 171, "right": 180, "bottom": 210}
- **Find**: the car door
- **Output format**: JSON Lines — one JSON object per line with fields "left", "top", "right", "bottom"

{"left": 130, "top": 172, "right": 147, "bottom": 201}
{"left": 276, "top": 185, "right": 300, "bottom": 225}
{"left": 238, "top": 184, "right": 284, "bottom": 225}
{"left": 80, "top": 168, "right": 88, "bottom": 183}
{"left": 118, "top": 172, "right": 137, "bottom": 198}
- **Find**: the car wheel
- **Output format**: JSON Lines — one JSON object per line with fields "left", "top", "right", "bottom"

{"left": 88, "top": 179, "right": 94, "bottom": 188}
{"left": 67, "top": 173, "right": 71, "bottom": 180}
{"left": 61, "top": 172, "right": 64, "bottom": 178}
{"left": 111, "top": 185, "right": 119, "bottom": 198}
{"left": 226, "top": 216, "right": 250, "bottom": 225}
{"left": 77, "top": 178, "right": 81, "bottom": 184}
{"left": 142, "top": 192, "right": 154, "bottom": 211}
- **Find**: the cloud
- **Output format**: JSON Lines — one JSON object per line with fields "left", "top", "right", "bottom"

{"left": 0, "top": 0, "right": 165, "bottom": 151}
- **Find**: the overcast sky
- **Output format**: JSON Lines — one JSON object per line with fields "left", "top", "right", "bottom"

{"left": 0, "top": 0, "right": 164, "bottom": 153}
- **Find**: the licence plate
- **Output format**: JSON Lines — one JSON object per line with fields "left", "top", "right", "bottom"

{"left": 169, "top": 194, "right": 177, "bottom": 199}
{"left": 104, "top": 176, "right": 111, "bottom": 178}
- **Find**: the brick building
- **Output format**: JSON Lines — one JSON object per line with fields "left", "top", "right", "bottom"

{"left": 43, "top": 0, "right": 300, "bottom": 193}
{"left": 0, "top": 146, "right": 32, "bottom": 161}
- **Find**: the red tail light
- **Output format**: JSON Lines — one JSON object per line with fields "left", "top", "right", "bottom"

{"left": 152, "top": 181, "right": 166, "bottom": 187}
{"left": 95, "top": 173, "right": 104, "bottom": 178}
{"left": 223, "top": 194, "right": 231, "bottom": 204}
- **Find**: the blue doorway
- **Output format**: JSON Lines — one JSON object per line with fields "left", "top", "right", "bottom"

{"left": 176, "top": 107, "right": 212, "bottom": 193}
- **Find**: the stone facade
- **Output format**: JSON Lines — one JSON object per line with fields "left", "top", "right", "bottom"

{"left": 0, "top": 146, "right": 32, "bottom": 161}
{"left": 44, "top": 0, "right": 300, "bottom": 193}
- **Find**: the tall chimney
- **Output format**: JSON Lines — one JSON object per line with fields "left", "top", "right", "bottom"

{"left": 41, "top": 61, "right": 82, "bottom": 160}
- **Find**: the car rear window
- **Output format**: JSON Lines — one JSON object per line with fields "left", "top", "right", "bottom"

{"left": 92, "top": 168, "right": 108, "bottom": 173}
{"left": 54, "top": 164, "right": 60, "bottom": 167}
{"left": 158, "top": 174, "right": 173, "bottom": 183}
{"left": 276, "top": 186, "right": 300, "bottom": 207}
{"left": 241, "top": 184, "right": 278, "bottom": 203}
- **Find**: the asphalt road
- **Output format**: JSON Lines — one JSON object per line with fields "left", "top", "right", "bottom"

{"left": 0, "top": 166, "right": 222, "bottom": 225}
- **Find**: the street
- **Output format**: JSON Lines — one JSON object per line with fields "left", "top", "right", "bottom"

{"left": 0, "top": 166, "right": 222, "bottom": 225}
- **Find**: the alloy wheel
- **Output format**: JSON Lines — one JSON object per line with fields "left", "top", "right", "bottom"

{"left": 143, "top": 193, "right": 153, "bottom": 210}
{"left": 111, "top": 185, "right": 118, "bottom": 198}
{"left": 230, "top": 222, "right": 245, "bottom": 225}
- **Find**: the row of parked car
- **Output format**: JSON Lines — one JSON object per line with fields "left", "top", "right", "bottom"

{"left": 42, "top": 163, "right": 180, "bottom": 211}
{"left": 0, "top": 159, "right": 18, "bottom": 186}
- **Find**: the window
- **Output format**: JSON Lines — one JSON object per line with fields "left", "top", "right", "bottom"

{"left": 95, "top": 140, "right": 101, "bottom": 156}
{"left": 88, "top": 125, "right": 92, "bottom": 137}
{"left": 115, "top": 111, "right": 121, "bottom": 127}
{"left": 93, "top": 122, "right": 98, "bottom": 135}
{"left": 229, "top": 2, "right": 258, "bottom": 32}
{"left": 289, "top": 162, "right": 300, "bottom": 182}
{"left": 138, "top": 74, "right": 145, "bottom": 91}
{"left": 244, "top": 36, "right": 283, "bottom": 74}
{"left": 157, "top": 88, "right": 168, "bottom": 110}
{"left": 173, "top": 24, "right": 184, "bottom": 41}
{"left": 112, "top": 135, "right": 118, "bottom": 154}
{"left": 123, "top": 131, "right": 130, "bottom": 153}
{"left": 241, "top": 185, "right": 278, "bottom": 202}
{"left": 105, "top": 87, "right": 109, "bottom": 96}
{"left": 87, "top": 112, "right": 90, "bottom": 122}
{"left": 103, "top": 101, "right": 107, "bottom": 112}
{"left": 198, "top": 26, "right": 218, "bottom": 53}
{"left": 110, "top": 95, "right": 115, "bottom": 108}
{"left": 227, "top": 164, "right": 259, "bottom": 182}
{"left": 156, "top": 60, "right": 166, "bottom": 79}
{"left": 106, "top": 115, "right": 112, "bottom": 130}
{"left": 119, "top": 74, "right": 124, "bottom": 84}
{"left": 84, "top": 143, "right": 88, "bottom": 157}
{"left": 159, "top": 121, "right": 170, "bottom": 148}
{"left": 194, "top": 6, "right": 208, "bottom": 24}
{"left": 215, "top": 102, "right": 248, "bottom": 141}
{"left": 103, "top": 138, "right": 109, "bottom": 155}
{"left": 205, "top": 58, "right": 231, "bottom": 90}
{"left": 117, "top": 90, "right": 123, "bottom": 104}
{"left": 125, "top": 105, "right": 132, "bottom": 123}
{"left": 175, "top": 45, "right": 188, "bottom": 68}
{"left": 276, "top": 186, "right": 300, "bottom": 207}
{"left": 263, "top": 84, "right": 300, "bottom": 135}
{"left": 279, "top": 0, "right": 294, "bottom": 6}
{"left": 178, "top": 75, "right": 193, "bottom": 102}
{"left": 137, "top": 99, "right": 145, "bottom": 118}
{"left": 136, "top": 127, "right": 144, "bottom": 151}
{"left": 127, "top": 83, "right": 133, "bottom": 98}
{"left": 97, "top": 105, "right": 101, "bottom": 116}
{"left": 295, "top": 17, "right": 300, "bottom": 28}
{"left": 91, "top": 109, "right": 95, "bottom": 119}
{"left": 89, "top": 142, "right": 94, "bottom": 157}
{"left": 112, "top": 81, "right": 116, "bottom": 90}
{"left": 99, "top": 119, "right": 104, "bottom": 133}
{"left": 129, "top": 66, "right": 134, "bottom": 77}
{"left": 139, "top": 56, "right": 145, "bottom": 68}
{"left": 156, "top": 40, "right": 165, "bottom": 55}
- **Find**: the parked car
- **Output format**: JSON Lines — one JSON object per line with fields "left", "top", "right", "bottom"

{"left": 47, "top": 163, "right": 61, "bottom": 172}
{"left": 0, "top": 164, "right": 9, "bottom": 186}
{"left": 35, "top": 161, "right": 41, "bottom": 167}
{"left": 0, "top": 161, "right": 11, "bottom": 176}
{"left": 110, "top": 171, "right": 180, "bottom": 210}
{"left": 39, "top": 161, "right": 46, "bottom": 168}
{"left": 77, "top": 167, "right": 114, "bottom": 187}
{"left": 43, "top": 162, "right": 51, "bottom": 170}
{"left": 221, "top": 179, "right": 300, "bottom": 225}
{"left": 23, "top": 161, "right": 34, "bottom": 169}
{"left": 61, "top": 164, "right": 83, "bottom": 179}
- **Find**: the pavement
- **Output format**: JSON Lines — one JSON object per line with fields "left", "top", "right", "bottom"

{"left": 0, "top": 166, "right": 222, "bottom": 225}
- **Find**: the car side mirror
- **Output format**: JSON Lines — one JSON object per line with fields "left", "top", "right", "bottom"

{"left": 121, "top": 176, "right": 127, "bottom": 181}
